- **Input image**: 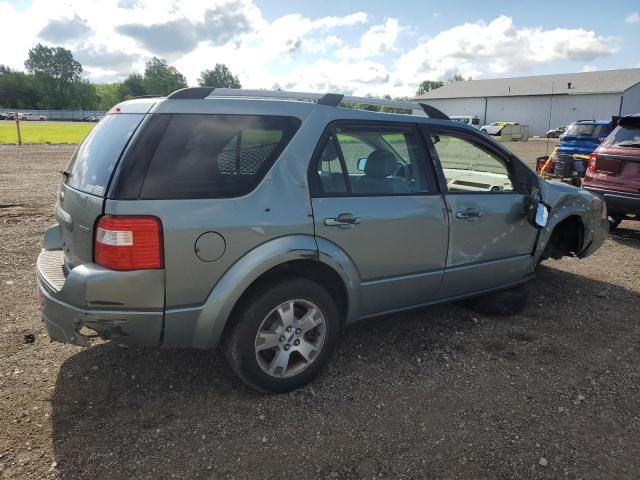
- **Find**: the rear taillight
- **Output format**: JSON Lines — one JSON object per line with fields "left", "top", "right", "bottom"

{"left": 588, "top": 153, "right": 597, "bottom": 172}
{"left": 94, "top": 215, "right": 163, "bottom": 270}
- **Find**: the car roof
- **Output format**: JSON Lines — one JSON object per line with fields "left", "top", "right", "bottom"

{"left": 573, "top": 120, "right": 611, "bottom": 125}
{"left": 110, "top": 88, "right": 473, "bottom": 131}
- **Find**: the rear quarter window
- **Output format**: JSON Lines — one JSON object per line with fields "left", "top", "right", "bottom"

{"left": 66, "top": 114, "right": 144, "bottom": 196}
{"left": 606, "top": 125, "right": 640, "bottom": 148}
{"left": 138, "top": 114, "right": 300, "bottom": 199}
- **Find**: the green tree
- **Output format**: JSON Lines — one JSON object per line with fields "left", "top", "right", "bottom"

{"left": 95, "top": 82, "right": 128, "bottom": 110}
{"left": 143, "top": 57, "right": 187, "bottom": 96}
{"left": 25, "top": 43, "right": 83, "bottom": 108}
{"left": 68, "top": 80, "right": 98, "bottom": 109}
{"left": 416, "top": 80, "right": 444, "bottom": 96}
{"left": 123, "top": 73, "right": 147, "bottom": 97}
{"left": 198, "top": 64, "right": 241, "bottom": 88}
{"left": 0, "top": 65, "right": 40, "bottom": 108}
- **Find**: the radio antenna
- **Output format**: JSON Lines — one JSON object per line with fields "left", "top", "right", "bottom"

{"left": 545, "top": 80, "right": 555, "bottom": 156}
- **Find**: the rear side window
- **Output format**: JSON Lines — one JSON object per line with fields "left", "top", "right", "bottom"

{"left": 139, "top": 115, "right": 300, "bottom": 199}
{"left": 66, "top": 114, "right": 144, "bottom": 196}
{"left": 606, "top": 125, "right": 640, "bottom": 148}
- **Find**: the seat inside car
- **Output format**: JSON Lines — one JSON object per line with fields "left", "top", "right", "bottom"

{"left": 355, "top": 150, "right": 408, "bottom": 194}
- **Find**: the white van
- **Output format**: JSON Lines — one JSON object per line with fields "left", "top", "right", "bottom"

{"left": 450, "top": 115, "right": 481, "bottom": 129}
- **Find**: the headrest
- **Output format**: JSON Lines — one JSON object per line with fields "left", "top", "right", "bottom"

{"left": 365, "top": 151, "right": 397, "bottom": 178}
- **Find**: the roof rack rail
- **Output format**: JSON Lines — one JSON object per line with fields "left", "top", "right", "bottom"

{"left": 129, "top": 94, "right": 163, "bottom": 100}
{"left": 166, "top": 87, "right": 449, "bottom": 120}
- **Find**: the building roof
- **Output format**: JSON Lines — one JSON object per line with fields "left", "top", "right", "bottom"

{"left": 415, "top": 68, "right": 640, "bottom": 100}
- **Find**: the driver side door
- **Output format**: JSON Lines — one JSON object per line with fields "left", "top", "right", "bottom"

{"left": 426, "top": 128, "right": 539, "bottom": 298}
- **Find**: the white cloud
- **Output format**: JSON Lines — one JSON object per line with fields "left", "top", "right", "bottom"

{"left": 392, "top": 15, "right": 619, "bottom": 95}
{"left": 626, "top": 12, "right": 640, "bottom": 24}
{"left": 338, "top": 18, "right": 400, "bottom": 59}
{"left": 0, "top": 3, "right": 624, "bottom": 97}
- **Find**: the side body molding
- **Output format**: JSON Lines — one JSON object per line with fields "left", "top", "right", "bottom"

{"left": 162, "top": 235, "right": 361, "bottom": 349}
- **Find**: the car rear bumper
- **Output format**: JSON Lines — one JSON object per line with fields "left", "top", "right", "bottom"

{"left": 36, "top": 247, "right": 164, "bottom": 348}
{"left": 583, "top": 187, "right": 640, "bottom": 215}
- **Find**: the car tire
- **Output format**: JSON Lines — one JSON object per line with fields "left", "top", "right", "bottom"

{"left": 459, "top": 284, "right": 528, "bottom": 316}
{"left": 225, "top": 278, "right": 340, "bottom": 393}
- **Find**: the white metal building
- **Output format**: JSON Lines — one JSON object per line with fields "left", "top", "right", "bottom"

{"left": 414, "top": 69, "right": 640, "bottom": 136}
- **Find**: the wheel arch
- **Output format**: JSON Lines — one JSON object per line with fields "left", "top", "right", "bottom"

{"left": 538, "top": 213, "right": 586, "bottom": 261}
{"left": 174, "top": 235, "right": 360, "bottom": 350}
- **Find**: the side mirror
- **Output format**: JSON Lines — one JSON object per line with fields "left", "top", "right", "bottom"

{"left": 357, "top": 158, "right": 367, "bottom": 171}
{"left": 527, "top": 187, "right": 549, "bottom": 228}
{"left": 534, "top": 202, "right": 549, "bottom": 228}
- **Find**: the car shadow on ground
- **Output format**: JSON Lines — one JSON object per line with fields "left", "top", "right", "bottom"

{"left": 50, "top": 265, "right": 640, "bottom": 479}
{"left": 610, "top": 223, "right": 640, "bottom": 250}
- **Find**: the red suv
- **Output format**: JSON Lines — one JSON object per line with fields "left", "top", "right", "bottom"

{"left": 583, "top": 114, "right": 640, "bottom": 230}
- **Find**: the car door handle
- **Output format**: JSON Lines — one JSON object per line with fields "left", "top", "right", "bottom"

{"left": 455, "top": 209, "right": 482, "bottom": 220}
{"left": 324, "top": 213, "right": 360, "bottom": 226}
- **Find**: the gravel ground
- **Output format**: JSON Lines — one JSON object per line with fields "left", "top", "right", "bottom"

{"left": 1, "top": 142, "right": 639, "bottom": 480}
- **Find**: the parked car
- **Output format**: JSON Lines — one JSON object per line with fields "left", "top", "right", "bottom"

{"left": 553, "top": 120, "right": 614, "bottom": 178}
{"left": 18, "top": 112, "right": 47, "bottom": 121}
{"left": 0, "top": 113, "right": 10, "bottom": 120}
{"left": 480, "top": 121, "right": 519, "bottom": 135}
{"left": 583, "top": 114, "right": 640, "bottom": 230}
{"left": 546, "top": 125, "right": 566, "bottom": 138}
{"left": 36, "top": 89, "right": 608, "bottom": 393}
{"left": 450, "top": 115, "right": 481, "bottom": 129}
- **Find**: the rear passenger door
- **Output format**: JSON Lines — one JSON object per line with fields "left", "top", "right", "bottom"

{"left": 309, "top": 122, "right": 448, "bottom": 317}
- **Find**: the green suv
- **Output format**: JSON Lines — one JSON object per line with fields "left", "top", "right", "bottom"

{"left": 36, "top": 88, "right": 608, "bottom": 392}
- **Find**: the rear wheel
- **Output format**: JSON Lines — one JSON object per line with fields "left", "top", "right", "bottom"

{"left": 225, "top": 278, "right": 340, "bottom": 393}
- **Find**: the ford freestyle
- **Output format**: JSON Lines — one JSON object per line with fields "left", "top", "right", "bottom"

{"left": 37, "top": 88, "right": 609, "bottom": 393}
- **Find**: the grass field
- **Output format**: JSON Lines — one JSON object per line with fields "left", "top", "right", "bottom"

{"left": 0, "top": 121, "right": 94, "bottom": 144}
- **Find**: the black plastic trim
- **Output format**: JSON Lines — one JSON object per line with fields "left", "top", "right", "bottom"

{"left": 167, "top": 87, "right": 215, "bottom": 99}
{"left": 417, "top": 103, "right": 449, "bottom": 120}
{"left": 318, "top": 93, "right": 344, "bottom": 106}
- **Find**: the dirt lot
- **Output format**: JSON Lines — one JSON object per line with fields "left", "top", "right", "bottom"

{"left": 1, "top": 142, "right": 639, "bottom": 480}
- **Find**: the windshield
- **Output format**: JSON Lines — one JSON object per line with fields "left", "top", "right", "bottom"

{"left": 565, "top": 124, "right": 611, "bottom": 136}
{"left": 606, "top": 125, "right": 640, "bottom": 148}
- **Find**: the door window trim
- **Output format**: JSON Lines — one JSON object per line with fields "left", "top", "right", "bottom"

{"left": 422, "top": 126, "right": 529, "bottom": 195}
{"left": 308, "top": 120, "right": 440, "bottom": 198}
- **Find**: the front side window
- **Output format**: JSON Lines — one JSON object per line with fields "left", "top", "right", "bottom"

{"left": 431, "top": 133, "right": 514, "bottom": 193}
{"left": 140, "top": 114, "right": 300, "bottom": 199}
{"left": 313, "top": 125, "right": 430, "bottom": 196}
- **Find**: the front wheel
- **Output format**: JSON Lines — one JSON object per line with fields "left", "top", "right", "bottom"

{"left": 225, "top": 278, "right": 340, "bottom": 393}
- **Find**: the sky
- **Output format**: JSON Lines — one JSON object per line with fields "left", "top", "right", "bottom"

{"left": 1, "top": 0, "right": 639, "bottom": 96}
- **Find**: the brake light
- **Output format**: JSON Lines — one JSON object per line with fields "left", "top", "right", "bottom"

{"left": 94, "top": 215, "right": 163, "bottom": 270}
{"left": 587, "top": 153, "right": 598, "bottom": 173}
